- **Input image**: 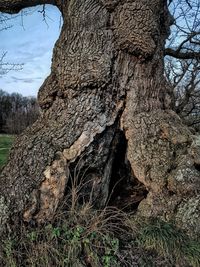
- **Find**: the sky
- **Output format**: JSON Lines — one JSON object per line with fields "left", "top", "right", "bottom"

{"left": 0, "top": 5, "right": 61, "bottom": 97}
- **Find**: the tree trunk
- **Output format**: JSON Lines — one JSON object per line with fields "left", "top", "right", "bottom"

{"left": 0, "top": 0, "right": 199, "bottom": 235}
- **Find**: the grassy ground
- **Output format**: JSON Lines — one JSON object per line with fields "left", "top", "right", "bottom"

{"left": 0, "top": 137, "right": 199, "bottom": 266}
{"left": 1, "top": 177, "right": 199, "bottom": 267}
{"left": 0, "top": 134, "right": 14, "bottom": 168}
{"left": 1, "top": 208, "right": 200, "bottom": 267}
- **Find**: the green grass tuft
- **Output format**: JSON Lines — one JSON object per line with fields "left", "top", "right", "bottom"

{"left": 136, "top": 218, "right": 200, "bottom": 267}
{"left": 182, "top": 239, "right": 200, "bottom": 267}
{"left": 0, "top": 134, "right": 14, "bottom": 168}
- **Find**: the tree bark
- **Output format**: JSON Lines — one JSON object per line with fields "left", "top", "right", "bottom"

{"left": 0, "top": 0, "right": 199, "bottom": 236}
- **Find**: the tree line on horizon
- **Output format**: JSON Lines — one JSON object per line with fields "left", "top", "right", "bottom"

{"left": 0, "top": 89, "right": 39, "bottom": 134}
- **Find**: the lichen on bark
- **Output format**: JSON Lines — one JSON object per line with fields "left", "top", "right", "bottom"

{"left": 0, "top": 196, "right": 9, "bottom": 234}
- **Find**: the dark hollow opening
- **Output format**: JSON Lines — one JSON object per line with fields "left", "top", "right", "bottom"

{"left": 64, "top": 128, "right": 148, "bottom": 212}
{"left": 108, "top": 130, "right": 148, "bottom": 212}
{"left": 194, "top": 163, "right": 200, "bottom": 172}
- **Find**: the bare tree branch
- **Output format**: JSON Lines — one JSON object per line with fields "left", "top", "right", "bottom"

{"left": 166, "top": 0, "right": 200, "bottom": 60}
{"left": 165, "top": 48, "right": 200, "bottom": 59}
{"left": 165, "top": 54, "right": 200, "bottom": 130}
{"left": 0, "top": 0, "right": 56, "bottom": 14}
{"left": 185, "top": 0, "right": 192, "bottom": 9}
{"left": 0, "top": 52, "right": 23, "bottom": 76}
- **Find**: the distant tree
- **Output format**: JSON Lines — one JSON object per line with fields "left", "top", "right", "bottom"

{"left": 165, "top": 0, "right": 200, "bottom": 130}
{"left": 0, "top": 89, "right": 11, "bottom": 131}
{"left": 165, "top": 58, "right": 200, "bottom": 130}
{"left": 0, "top": 89, "right": 39, "bottom": 134}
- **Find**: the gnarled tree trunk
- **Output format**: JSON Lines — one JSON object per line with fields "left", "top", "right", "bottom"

{"left": 0, "top": 0, "right": 199, "bottom": 235}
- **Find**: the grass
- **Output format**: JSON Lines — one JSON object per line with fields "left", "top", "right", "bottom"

{"left": 1, "top": 220, "right": 120, "bottom": 267}
{"left": 2, "top": 214, "right": 199, "bottom": 267}
{"left": 0, "top": 171, "right": 132, "bottom": 267}
{"left": 1, "top": 201, "right": 127, "bottom": 267}
{"left": 0, "top": 158, "right": 199, "bottom": 266}
{"left": 135, "top": 217, "right": 200, "bottom": 267}
{"left": 0, "top": 134, "right": 14, "bottom": 168}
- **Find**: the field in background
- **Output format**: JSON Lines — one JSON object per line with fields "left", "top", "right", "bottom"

{"left": 0, "top": 135, "right": 14, "bottom": 168}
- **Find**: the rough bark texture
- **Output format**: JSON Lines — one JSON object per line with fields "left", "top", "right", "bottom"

{"left": 0, "top": 0, "right": 199, "bottom": 236}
